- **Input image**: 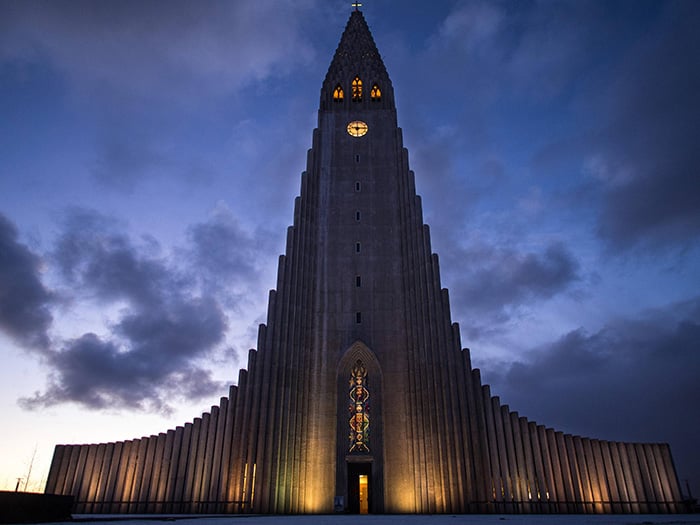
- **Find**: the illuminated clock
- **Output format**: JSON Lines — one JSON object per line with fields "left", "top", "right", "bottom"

{"left": 347, "top": 120, "right": 368, "bottom": 137}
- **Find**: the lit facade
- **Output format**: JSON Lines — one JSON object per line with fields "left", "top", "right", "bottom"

{"left": 45, "top": 10, "right": 683, "bottom": 514}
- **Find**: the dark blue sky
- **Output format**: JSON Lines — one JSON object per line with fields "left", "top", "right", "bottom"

{"left": 0, "top": 0, "right": 698, "bottom": 497}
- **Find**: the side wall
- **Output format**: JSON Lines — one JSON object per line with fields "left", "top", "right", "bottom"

{"left": 466, "top": 373, "right": 684, "bottom": 514}
{"left": 45, "top": 386, "right": 242, "bottom": 514}
{"left": 45, "top": 373, "right": 685, "bottom": 514}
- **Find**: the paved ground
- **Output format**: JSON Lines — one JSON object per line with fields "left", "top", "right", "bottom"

{"left": 58, "top": 514, "right": 700, "bottom": 525}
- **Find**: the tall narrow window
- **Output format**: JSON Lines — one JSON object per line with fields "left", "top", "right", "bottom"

{"left": 349, "top": 360, "right": 369, "bottom": 452}
{"left": 355, "top": 181, "right": 361, "bottom": 192}
{"left": 370, "top": 83, "right": 381, "bottom": 101}
{"left": 355, "top": 154, "right": 361, "bottom": 163}
{"left": 356, "top": 275, "right": 362, "bottom": 287}
{"left": 352, "top": 76, "right": 363, "bottom": 101}
{"left": 355, "top": 312, "right": 362, "bottom": 324}
{"left": 356, "top": 210, "right": 361, "bottom": 221}
{"left": 333, "top": 85, "right": 344, "bottom": 102}
{"left": 355, "top": 242, "right": 361, "bottom": 253}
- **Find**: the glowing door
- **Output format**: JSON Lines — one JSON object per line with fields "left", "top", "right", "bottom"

{"left": 358, "top": 474, "right": 369, "bottom": 514}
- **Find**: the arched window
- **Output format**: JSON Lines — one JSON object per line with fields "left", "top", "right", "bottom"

{"left": 333, "top": 85, "right": 344, "bottom": 102}
{"left": 352, "top": 76, "right": 363, "bottom": 101}
{"left": 370, "top": 83, "right": 381, "bottom": 101}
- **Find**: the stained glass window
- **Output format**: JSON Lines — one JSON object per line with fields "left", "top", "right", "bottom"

{"left": 333, "top": 85, "right": 344, "bottom": 101}
{"left": 352, "top": 76, "right": 363, "bottom": 101}
{"left": 349, "top": 360, "right": 370, "bottom": 453}
{"left": 370, "top": 84, "right": 381, "bottom": 101}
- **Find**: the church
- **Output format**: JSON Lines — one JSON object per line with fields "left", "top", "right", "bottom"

{"left": 44, "top": 8, "right": 683, "bottom": 514}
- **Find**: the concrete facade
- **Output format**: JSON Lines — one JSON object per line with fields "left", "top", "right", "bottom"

{"left": 45, "top": 10, "right": 684, "bottom": 514}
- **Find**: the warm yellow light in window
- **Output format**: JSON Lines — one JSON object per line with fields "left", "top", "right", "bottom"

{"left": 333, "top": 85, "right": 344, "bottom": 101}
{"left": 352, "top": 76, "right": 363, "bottom": 100}
{"left": 370, "top": 84, "right": 381, "bottom": 100}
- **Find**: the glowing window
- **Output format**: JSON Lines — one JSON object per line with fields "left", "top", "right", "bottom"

{"left": 349, "top": 360, "right": 369, "bottom": 452}
{"left": 370, "top": 84, "right": 381, "bottom": 101}
{"left": 333, "top": 85, "right": 344, "bottom": 102}
{"left": 352, "top": 76, "right": 363, "bottom": 101}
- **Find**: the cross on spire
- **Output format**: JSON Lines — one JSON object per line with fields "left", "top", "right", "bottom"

{"left": 352, "top": 2, "right": 362, "bottom": 11}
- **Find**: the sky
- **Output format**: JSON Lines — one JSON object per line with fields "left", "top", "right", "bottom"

{"left": 0, "top": 0, "right": 698, "bottom": 501}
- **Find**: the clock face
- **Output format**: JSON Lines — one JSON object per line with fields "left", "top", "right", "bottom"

{"left": 347, "top": 120, "right": 368, "bottom": 137}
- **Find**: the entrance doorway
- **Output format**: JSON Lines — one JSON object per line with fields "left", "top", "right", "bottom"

{"left": 347, "top": 462, "right": 371, "bottom": 514}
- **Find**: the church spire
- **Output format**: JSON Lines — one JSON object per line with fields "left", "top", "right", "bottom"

{"left": 321, "top": 10, "right": 394, "bottom": 110}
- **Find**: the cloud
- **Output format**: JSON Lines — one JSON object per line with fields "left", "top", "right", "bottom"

{"left": 20, "top": 299, "right": 224, "bottom": 413}
{"left": 0, "top": 0, "right": 317, "bottom": 103}
{"left": 186, "top": 204, "right": 275, "bottom": 310}
{"left": 482, "top": 297, "right": 700, "bottom": 493}
{"left": 590, "top": 2, "right": 700, "bottom": 252}
{"left": 0, "top": 213, "right": 54, "bottom": 349}
{"left": 444, "top": 241, "right": 580, "bottom": 339}
{"left": 21, "top": 208, "right": 228, "bottom": 413}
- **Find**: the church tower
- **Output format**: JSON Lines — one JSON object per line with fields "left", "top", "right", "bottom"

{"left": 45, "top": 8, "right": 684, "bottom": 515}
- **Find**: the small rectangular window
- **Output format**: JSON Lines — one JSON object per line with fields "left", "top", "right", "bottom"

{"left": 355, "top": 181, "right": 361, "bottom": 192}
{"left": 356, "top": 275, "right": 361, "bottom": 287}
{"left": 355, "top": 210, "right": 361, "bottom": 221}
{"left": 355, "top": 154, "right": 360, "bottom": 163}
{"left": 356, "top": 312, "right": 362, "bottom": 324}
{"left": 355, "top": 242, "right": 361, "bottom": 253}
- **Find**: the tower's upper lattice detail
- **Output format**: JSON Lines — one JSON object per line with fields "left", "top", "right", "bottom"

{"left": 321, "top": 10, "right": 394, "bottom": 110}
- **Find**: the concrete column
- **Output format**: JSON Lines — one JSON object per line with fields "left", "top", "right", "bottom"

{"left": 610, "top": 441, "right": 633, "bottom": 512}
{"left": 564, "top": 435, "right": 583, "bottom": 512}
{"left": 147, "top": 433, "right": 166, "bottom": 512}
{"left": 220, "top": 386, "right": 237, "bottom": 511}
{"left": 573, "top": 436, "right": 593, "bottom": 512}
{"left": 44, "top": 445, "right": 65, "bottom": 494}
{"left": 209, "top": 400, "right": 226, "bottom": 513}
{"left": 658, "top": 444, "right": 682, "bottom": 512}
{"left": 128, "top": 439, "right": 147, "bottom": 513}
{"left": 625, "top": 442, "right": 648, "bottom": 512}
{"left": 92, "top": 443, "right": 111, "bottom": 513}
{"left": 640, "top": 444, "right": 660, "bottom": 511}
{"left": 173, "top": 423, "right": 192, "bottom": 512}
{"left": 115, "top": 440, "right": 134, "bottom": 513}
{"left": 199, "top": 409, "right": 218, "bottom": 511}
{"left": 71, "top": 445, "right": 90, "bottom": 513}
{"left": 501, "top": 406, "right": 519, "bottom": 512}
{"left": 469, "top": 369, "right": 490, "bottom": 512}
{"left": 537, "top": 426, "right": 557, "bottom": 512}
{"left": 510, "top": 413, "right": 528, "bottom": 513}
{"left": 103, "top": 442, "right": 123, "bottom": 513}
{"left": 616, "top": 442, "right": 639, "bottom": 512}
{"left": 481, "top": 386, "right": 500, "bottom": 508}
{"left": 165, "top": 427, "right": 182, "bottom": 513}
{"left": 136, "top": 436, "right": 156, "bottom": 513}
{"left": 229, "top": 361, "right": 253, "bottom": 511}
{"left": 157, "top": 430, "right": 174, "bottom": 513}
{"left": 555, "top": 432, "right": 574, "bottom": 512}
{"left": 519, "top": 418, "right": 537, "bottom": 512}
{"left": 493, "top": 397, "right": 511, "bottom": 511}
{"left": 635, "top": 443, "right": 657, "bottom": 512}
{"left": 589, "top": 440, "right": 610, "bottom": 513}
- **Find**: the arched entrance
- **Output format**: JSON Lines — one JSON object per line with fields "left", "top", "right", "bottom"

{"left": 336, "top": 341, "right": 384, "bottom": 513}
